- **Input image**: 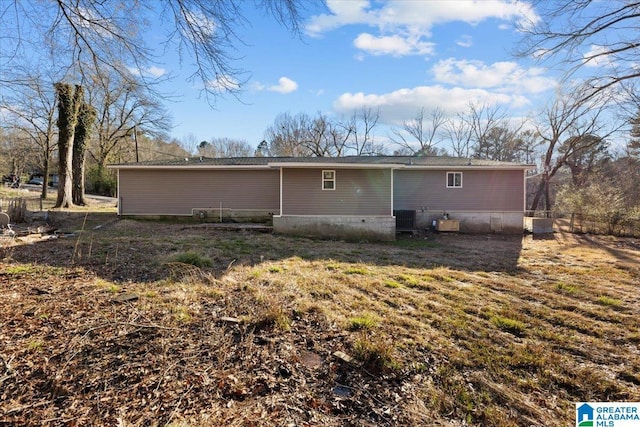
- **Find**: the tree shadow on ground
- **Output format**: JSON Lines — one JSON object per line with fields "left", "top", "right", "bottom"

{"left": 4, "top": 213, "right": 525, "bottom": 284}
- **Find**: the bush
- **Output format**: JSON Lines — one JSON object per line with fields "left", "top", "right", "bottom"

{"left": 86, "top": 166, "right": 117, "bottom": 197}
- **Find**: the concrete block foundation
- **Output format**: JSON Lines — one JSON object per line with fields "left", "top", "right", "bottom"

{"left": 273, "top": 215, "right": 396, "bottom": 241}
{"left": 523, "top": 217, "right": 554, "bottom": 234}
{"left": 192, "top": 208, "right": 276, "bottom": 223}
{"left": 416, "top": 211, "right": 525, "bottom": 233}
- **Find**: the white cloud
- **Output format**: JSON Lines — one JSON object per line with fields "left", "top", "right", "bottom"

{"left": 353, "top": 33, "right": 435, "bottom": 56}
{"left": 432, "top": 58, "right": 556, "bottom": 93}
{"left": 333, "top": 85, "right": 520, "bottom": 125}
{"left": 306, "top": 1, "right": 538, "bottom": 59}
{"left": 306, "top": 0, "right": 371, "bottom": 36}
{"left": 146, "top": 66, "right": 166, "bottom": 78}
{"left": 127, "top": 66, "right": 167, "bottom": 78}
{"left": 206, "top": 74, "right": 240, "bottom": 91}
{"left": 267, "top": 77, "right": 298, "bottom": 94}
{"left": 182, "top": 10, "right": 216, "bottom": 39}
{"left": 583, "top": 45, "right": 614, "bottom": 68}
{"left": 456, "top": 35, "right": 473, "bottom": 48}
{"left": 306, "top": 0, "right": 538, "bottom": 37}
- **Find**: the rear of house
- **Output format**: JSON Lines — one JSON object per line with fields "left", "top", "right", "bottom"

{"left": 109, "top": 156, "right": 532, "bottom": 240}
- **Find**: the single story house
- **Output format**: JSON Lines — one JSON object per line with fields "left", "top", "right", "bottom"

{"left": 108, "top": 156, "right": 534, "bottom": 241}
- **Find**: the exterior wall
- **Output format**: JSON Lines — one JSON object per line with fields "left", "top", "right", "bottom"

{"left": 394, "top": 169, "right": 525, "bottom": 234}
{"left": 394, "top": 169, "right": 524, "bottom": 212}
{"left": 415, "top": 210, "right": 524, "bottom": 233}
{"left": 273, "top": 215, "right": 396, "bottom": 241}
{"left": 282, "top": 168, "right": 392, "bottom": 216}
{"left": 118, "top": 169, "right": 279, "bottom": 216}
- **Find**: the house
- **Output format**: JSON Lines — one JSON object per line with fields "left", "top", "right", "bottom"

{"left": 108, "top": 156, "right": 533, "bottom": 240}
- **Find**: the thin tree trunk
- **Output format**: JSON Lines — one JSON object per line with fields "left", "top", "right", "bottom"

{"left": 41, "top": 155, "right": 49, "bottom": 200}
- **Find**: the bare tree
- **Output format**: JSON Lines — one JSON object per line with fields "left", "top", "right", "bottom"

{"left": 445, "top": 115, "right": 474, "bottom": 158}
{"left": 0, "top": 72, "right": 58, "bottom": 197}
{"left": 263, "top": 112, "right": 315, "bottom": 157}
{"left": 85, "top": 68, "right": 172, "bottom": 170}
{"left": 465, "top": 103, "right": 509, "bottom": 159}
{"left": 559, "top": 134, "right": 609, "bottom": 186}
{"left": 529, "top": 85, "right": 620, "bottom": 214}
{"left": 344, "top": 107, "right": 385, "bottom": 156}
{"left": 0, "top": 129, "right": 36, "bottom": 181}
{"left": 390, "top": 108, "right": 447, "bottom": 155}
{"left": 198, "top": 138, "right": 252, "bottom": 158}
{"left": 2, "top": 1, "right": 319, "bottom": 103}
{"left": 517, "top": 1, "right": 640, "bottom": 100}
{"left": 263, "top": 110, "right": 385, "bottom": 157}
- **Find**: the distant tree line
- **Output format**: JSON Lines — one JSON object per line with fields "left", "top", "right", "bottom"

{"left": 1, "top": 0, "right": 639, "bottom": 234}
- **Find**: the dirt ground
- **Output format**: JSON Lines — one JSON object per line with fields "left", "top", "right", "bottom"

{"left": 1, "top": 211, "right": 639, "bottom": 426}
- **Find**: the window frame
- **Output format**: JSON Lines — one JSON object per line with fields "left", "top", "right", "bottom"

{"left": 322, "top": 169, "right": 336, "bottom": 190}
{"left": 446, "top": 171, "right": 463, "bottom": 188}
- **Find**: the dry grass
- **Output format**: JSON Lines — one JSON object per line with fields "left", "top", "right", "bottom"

{"left": 1, "top": 215, "right": 639, "bottom": 426}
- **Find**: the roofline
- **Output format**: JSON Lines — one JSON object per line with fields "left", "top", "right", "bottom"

{"left": 107, "top": 164, "right": 271, "bottom": 170}
{"left": 266, "top": 162, "right": 405, "bottom": 169}
{"left": 393, "top": 165, "right": 535, "bottom": 171}
{"left": 108, "top": 162, "right": 535, "bottom": 171}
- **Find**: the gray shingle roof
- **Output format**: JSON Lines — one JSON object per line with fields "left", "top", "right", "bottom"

{"left": 110, "top": 155, "right": 532, "bottom": 168}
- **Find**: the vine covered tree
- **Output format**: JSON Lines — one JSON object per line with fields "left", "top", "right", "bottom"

{"left": 54, "top": 83, "right": 84, "bottom": 208}
{"left": 72, "top": 102, "right": 97, "bottom": 205}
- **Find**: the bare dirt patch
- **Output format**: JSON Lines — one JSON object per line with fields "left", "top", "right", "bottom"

{"left": 2, "top": 214, "right": 639, "bottom": 426}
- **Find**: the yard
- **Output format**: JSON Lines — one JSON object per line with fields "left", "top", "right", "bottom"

{"left": 1, "top": 209, "right": 639, "bottom": 426}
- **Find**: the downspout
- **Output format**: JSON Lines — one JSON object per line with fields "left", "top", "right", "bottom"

{"left": 390, "top": 168, "right": 394, "bottom": 216}
{"left": 117, "top": 168, "right": 121, "bottom": 216}
{"left": 279, "top": 167, "right": 283, "bottom": 216}
{"left": 523, "top": 169, "right": 527, "bottom": 214}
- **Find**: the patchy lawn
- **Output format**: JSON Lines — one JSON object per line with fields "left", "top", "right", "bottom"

{"left": 1, "top": 214, "right": 639, "bottom": 426}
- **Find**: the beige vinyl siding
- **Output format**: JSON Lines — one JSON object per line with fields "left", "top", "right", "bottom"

{"left": 394, "top": 169, "right": 524, "bottom": 211}
{"left": 119, "top": 169, "right": 279, "bottom": 215}
{"left": 282, "top": 168, "right": 392, "bottom": 215}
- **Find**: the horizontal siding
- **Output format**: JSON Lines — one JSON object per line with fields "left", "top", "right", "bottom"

{"left": 394, "top": 169, "right": 524, "bottom": 211}
{"left": 282, "top": 168, "right": 391, "bottom": 215}
{"left": 119, "top": 169, "right": 279, "bottom": 215}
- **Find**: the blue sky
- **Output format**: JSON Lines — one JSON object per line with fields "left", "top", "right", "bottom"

{"left": 154, "top": 1, "right": 558, "bottom": 151}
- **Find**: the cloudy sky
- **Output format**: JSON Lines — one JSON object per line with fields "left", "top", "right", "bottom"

{"left": 159, "top": 0, "right": 561, "bottom": 150}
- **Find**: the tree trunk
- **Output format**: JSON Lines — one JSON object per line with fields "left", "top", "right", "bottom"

{"left": 41, "top": 156, "right": 49, "bottom": 200}
{"left": 54, "top": 83, "right": 83, "bottom": 209}
{"left": 72, "top": 102, "right": 96, "bottom": 205}
{"left": 529, "top": 175, "right": 546, "bottom": 215}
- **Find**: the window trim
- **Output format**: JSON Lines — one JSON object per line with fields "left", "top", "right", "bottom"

{"left": 446, "top": 171, "right": 463, "bottom": 188}
{"left": 322, "top": 169, "right": 336, "bottom": 190}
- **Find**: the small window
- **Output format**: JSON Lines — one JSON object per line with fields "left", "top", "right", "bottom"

{"left": 447, "top": 172, "right": 462, "bottom": 188}
{"left": 322, "top": 170, "right": 335, "bottom": 190}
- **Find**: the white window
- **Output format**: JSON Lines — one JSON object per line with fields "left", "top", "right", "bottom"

{"left": 322, "top": 170, "right": 335, "bottom": 190}
{"left": 447, "top": 172, "right": 463, "bottom": 188}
